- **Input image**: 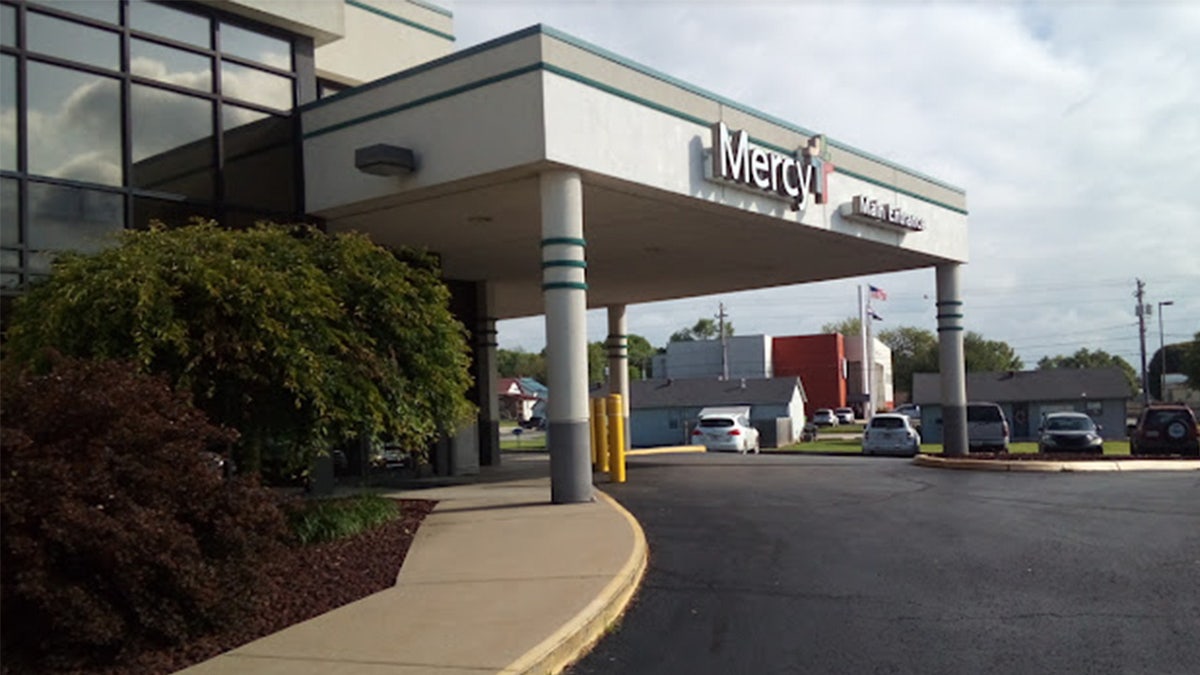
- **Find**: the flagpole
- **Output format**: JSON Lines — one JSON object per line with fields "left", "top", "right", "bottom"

{"left": 858, "top": 285, "right": 869, "bottom": 417}
{"left": 866, "top": 300, "right": 874, "bottom": 420}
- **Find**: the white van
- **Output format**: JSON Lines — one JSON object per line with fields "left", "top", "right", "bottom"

{"left": 693, "top": 406, "right": 760, "bottom": 454}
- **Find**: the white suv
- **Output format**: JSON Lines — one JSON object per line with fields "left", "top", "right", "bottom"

{"left": 692, "top": 410, "right": 760, "bottom": 454}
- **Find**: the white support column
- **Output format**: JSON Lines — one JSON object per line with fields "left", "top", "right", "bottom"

{"left": 936, "top": 263, "right": 968, "bottom": 456}
{"left": 541, "top": 170, "right": 592, "bottom": 504}
{"left": 607, "top": 305, "right": 630, "bottom": 449}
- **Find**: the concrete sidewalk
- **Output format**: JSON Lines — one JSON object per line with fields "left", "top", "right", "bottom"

{"left": 180, "top": 453, "right": 646, "bottom": 675}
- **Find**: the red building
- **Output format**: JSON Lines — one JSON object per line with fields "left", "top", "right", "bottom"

{"left": 773, "top": 334, "right": 846, "bottom": 410}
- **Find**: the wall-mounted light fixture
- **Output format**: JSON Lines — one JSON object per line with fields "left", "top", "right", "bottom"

{"left": 355, "top": 144, "right": 417, "bottom": 176}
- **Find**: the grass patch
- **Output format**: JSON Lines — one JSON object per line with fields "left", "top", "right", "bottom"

{"left": 287, "top": 494, "right": 400, "bottom": 545}
{"left": 500, "top": 437, "right": 546, "bottom": 451}
{"left": 914, "top": 441, "right": 1131, "bottom": 455}
{"left": 777, "top": 439, "right": 865, "bottom": 453}
{"left": 778, "top": 439, "right": 1133, "bottom": 455}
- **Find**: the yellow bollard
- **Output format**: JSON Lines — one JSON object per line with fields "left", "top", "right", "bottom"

{"left": 589, "top": 398, "right": 599, "bottom": 468}
{"left": 593, "top": 397, "right": 609, "bottom": 472}
{"left": 607, "top": 394, "right": 625, "bottom": 483}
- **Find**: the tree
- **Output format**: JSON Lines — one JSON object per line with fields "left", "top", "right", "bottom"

{"left": 587, "top": 341, "right": 608, "bottom": 385}
{"left": 821, "top": 317, "right": 863, "bottom": 336}
{"left": 627, "top": 334, "right": 657, "bottom": 379}
{"left": 963, "top": 331, "right": 1023, "bottom": 372}
{"left": 1147, "top": 342, "right": 1191, "bottom": 400}
{"left": 669, "top": 318, "right": 732, "bottom": 342}
{"left": 1180, "top": 332, "right": 1200, "bottom": 393}
{"left": 1037, "top": 348, "right": 1138, "bottom": 395}
{"left": 3, "top": 221, "right": 475, "bottom": 476}
{"left": 497, "top": 348, "right": 546, "bottom": 381}
{"left": 878, "top": 326, "right": 939, "bottom": 397}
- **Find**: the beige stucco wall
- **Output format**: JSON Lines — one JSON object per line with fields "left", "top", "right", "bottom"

{"left": 206, "top": 0, "right": 345, "bottom": 45}
{"left": 316, "top": 0, "right": 454, "bottom": 86}
{"left": 303, "top": 73, "right": 545, "bottom": 213}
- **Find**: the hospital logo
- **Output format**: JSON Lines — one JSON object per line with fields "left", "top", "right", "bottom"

{"left": 706, "top": 122, "right": 834, "bottom": 211}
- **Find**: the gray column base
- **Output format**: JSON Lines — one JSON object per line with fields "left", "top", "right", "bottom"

{"left": 549, "top": 420, "right": 594, "bottom": 503}
{"left": 942, "top": 404, "right": 968, "bottom": 457}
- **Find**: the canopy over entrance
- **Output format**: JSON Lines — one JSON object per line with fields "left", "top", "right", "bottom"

{"left": 301, "top": 25, "right": 968, "bottom": 319}
{"left": 300, "top": 25, "right": 973, "bottom": 495}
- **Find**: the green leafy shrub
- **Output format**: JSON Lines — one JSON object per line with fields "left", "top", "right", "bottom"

{"left": 0, "top": 355, "right": 290, "bottom": 670}
{"left": 3, "top": 221, "right": 476, "bottom": 478}
{"left": 286, "top": 494, "right": 401, "bottom": 545}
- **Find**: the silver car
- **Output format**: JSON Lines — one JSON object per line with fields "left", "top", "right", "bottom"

{"left": 812, "top": 408, "right": 839, "bottom": 427}
{"left": 862, "top": 413, "right": 920, "bottom": 456}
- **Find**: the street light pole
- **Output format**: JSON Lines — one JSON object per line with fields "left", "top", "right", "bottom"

{"left": 1157, "top": 300, "right": 1174, "bottom": 402}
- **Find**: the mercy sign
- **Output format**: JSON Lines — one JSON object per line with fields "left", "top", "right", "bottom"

{"left": 707, "top": 122, "right": 830, "bottom": 211}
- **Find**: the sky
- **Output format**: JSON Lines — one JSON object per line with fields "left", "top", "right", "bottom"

{"left": 445, "top": 0, "right": 1200, "bottom": 370}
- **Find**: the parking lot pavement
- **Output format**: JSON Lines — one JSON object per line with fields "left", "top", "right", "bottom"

{"left": 570, "top": 453, "right": 1200, "bottom": 675}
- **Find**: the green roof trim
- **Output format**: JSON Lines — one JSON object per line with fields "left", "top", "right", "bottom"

{"left": 406, "top": 0, "right": 453, "bottom": 19}
{"left": 347, "top": 0, "right": 454, "bottom": 41}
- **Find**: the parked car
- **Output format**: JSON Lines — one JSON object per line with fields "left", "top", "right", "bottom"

{"left": 1038, "top": 412, "right": 1103, "bottom": 454}
{"left": 834, "top": 407, "right": 855, "bottom": 425}
{"left": 894, "top": 404, "right": 922, "bottom": 433}
{"left": 862, "top": 413, "right": 921, "bottom": 457}
{"left": 812, "top": 408, "right": 838, "bottom": 427}
{"left": 519, "top": 415, "right": 546, "bottom": 430}
{"left": 1129, "top": 404, "right": 1199, "bottom": 456}
{"left": 692, "top": 406, "right": 760, "bottom": 454}
{"left": 967, "top": 402, "right": 1009, "bottom": 452}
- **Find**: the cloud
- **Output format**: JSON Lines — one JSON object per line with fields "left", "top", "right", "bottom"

{"left": 449, "top": 1, "right": 1200, "bottom": 365}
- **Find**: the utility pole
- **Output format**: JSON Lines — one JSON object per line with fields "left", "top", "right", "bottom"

{"left": 1135, "top": 279, "right": 1149, "bottom": 405}
{"left": 717, "top": 302, "right": 729, "bottom": 380}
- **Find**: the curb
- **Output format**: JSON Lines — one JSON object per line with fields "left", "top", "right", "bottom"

{"left": 626, "top": 445, "right": 707, "bottom": 456}
{"left": 500, "top": 489, "right": 648, "bottom": 675}
{"left": 913, "top": 454, "right": 1200, "bottom": 472}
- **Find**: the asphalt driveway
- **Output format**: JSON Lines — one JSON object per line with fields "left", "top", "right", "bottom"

{"left": 570, "top": 453, "right": 1200, "bottom": 675}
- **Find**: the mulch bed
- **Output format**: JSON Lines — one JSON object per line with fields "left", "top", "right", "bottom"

{"left": 24, "top": 498, "right": 437, "bottom": 675}
{"left": 938, "top": 452, "right": 1198, "bottom": 461}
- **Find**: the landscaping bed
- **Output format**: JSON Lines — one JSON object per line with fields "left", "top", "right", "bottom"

{"left": 935, "top": 452, "right": 1198, "bottom": 461}
{"left": 3, "top": 498, "right": 435, "bottom": 675}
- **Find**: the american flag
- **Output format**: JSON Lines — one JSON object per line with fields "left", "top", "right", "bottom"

{"left": 869, "top": 285, "right": 887, "bottom": 301}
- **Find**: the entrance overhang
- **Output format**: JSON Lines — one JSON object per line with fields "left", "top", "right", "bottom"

{"left": 300, "top": 25, "right": 968, "bottom": 320}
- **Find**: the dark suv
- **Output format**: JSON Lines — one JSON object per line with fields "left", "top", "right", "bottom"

{"left": 1129, "top": 405, "right": 1199, "bottom": 456}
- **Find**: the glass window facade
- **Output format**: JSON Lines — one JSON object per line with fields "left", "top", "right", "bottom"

{"left": 129, "top": 0, "right": 210, "bottom": 49}
{"left": 28, "top": 181, "right": 124, "bottom": 264}
{"left": 1, "top": 0, "right": 311, "bottom": 292}
{"left": 131, "top": 38, "right": 213, "bottom": 92}
{"left": 221, "top": 21, "right": 291, "bottom": 70}
{"left": 1, "top": 4, "right": 16, "bottom": 46}
{"left": 1, "top": 54, "right": 16, "bottom": 171}
{"left": 221, "top": 59, "right": 293, "bottom": 110}
{"left": 27, "top": 61, "right": 123, "bottom": 185}
{"left": 26, "top": 10, "right": 120, "bottom": 70}
{"left": 34, "top": 0, "right": 119, "bottom": 25}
